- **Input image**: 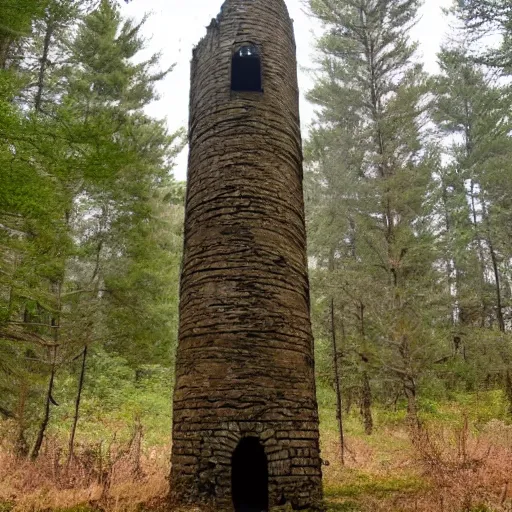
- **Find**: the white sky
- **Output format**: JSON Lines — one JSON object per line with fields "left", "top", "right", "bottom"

{"left": 121, "top": 0, "right": 453, "bottom": 181}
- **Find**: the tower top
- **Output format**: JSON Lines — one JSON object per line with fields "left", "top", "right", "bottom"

{"left": 211, "top": 0, "right": 293, "bottom": 30}
{"left": 193, "top": 0, "right": 295, "bottom": 61}
{"left": 188, "top": 0, "right": 300, "bottom": 147}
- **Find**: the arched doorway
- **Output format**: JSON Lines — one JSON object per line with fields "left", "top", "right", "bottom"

{"left": 231, "top": 45, "right": 262, "bottom": 92}
{"left": 231, "top": 437, "right": 268, "bottom": 512}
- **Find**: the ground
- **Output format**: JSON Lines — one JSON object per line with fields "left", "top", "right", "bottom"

{"left": 1, "top": 388, "right": 512, "bottom": 512}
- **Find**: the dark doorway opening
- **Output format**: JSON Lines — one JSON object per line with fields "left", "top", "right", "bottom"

{"left": 232, "top": 437, "right": 268, "bottom": 512}
{"left": 231, "top": 45, "right": 262, "bottom": 92}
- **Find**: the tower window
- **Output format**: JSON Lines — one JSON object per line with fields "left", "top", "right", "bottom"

{"left": 231, "top": 45, "right": 262, "bottom": 92}
{"left": 232, "top": 437, "right": 268, "bottom": 511}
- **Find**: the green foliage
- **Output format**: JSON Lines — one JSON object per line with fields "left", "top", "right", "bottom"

{"left": 455, "top": 0, "right": 512, "bottom": 72}
{"left": 0, "top": 0, "right": 184, "bottom": 457}
{"left": 0, "top": 0, "right": 45, "bottom": 42}
{"left": 50, "top": 347, "right": 172, "bottom": 446}
{"left": 306, "top": 0, "right": 446, "bottom": 433}
{"left": 324, "top": 470, "right": 427, "bottom": 499}
{"left": 306, "top": 0, "right": 512, "bottom": 441}
{"left": 0, "top": 502, "right": 13, "bottom": 512}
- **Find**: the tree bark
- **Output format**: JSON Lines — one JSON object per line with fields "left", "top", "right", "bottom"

{"left": 34, "top": 16, "right": 55, "bottom": 112}
{"left": 31, "top": 346, "right": 57, "bottom": 460}
{"left": 358, "top": 302, "right": 373, "bottom": 435}
{"left": 15, "top": 382, "right": 29, "bottom": 458}
{"left": 361, "top": 371, "right": 373, "bottom": 435}
{"left": 480, "top": 201, "right": 511, "bottom": 414}
{"left": 128, "top": 419, "right": 144, "bottom": 480}
{"left": 440, "top": 173, "right": 462, "bottom": 328}
{"left": 404, "top": 376, "right": 420, "bottom": 431}
{"left": 330, "top": 298, "right": 345, "bottom": 465}
{"left": 66, "top": 345, "right": 88, "bottom": 467}
{"left": 482, "top": 203, "right": 505, "bottom": 332}
{"left": 469, "top": 179, "right": 488, "bottom": 327}
{"left": 505, "top": 371, "right": 512, "bottom": 417}
{"left": 31, "top": 281, "right": 61, "bottom": 460}
{"left": 398, "top": 333, "right": 420, "bottom": 430}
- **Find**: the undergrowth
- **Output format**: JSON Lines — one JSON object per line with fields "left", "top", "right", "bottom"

{"left": 1, "top": 390, "right": 512, "bottom": 511}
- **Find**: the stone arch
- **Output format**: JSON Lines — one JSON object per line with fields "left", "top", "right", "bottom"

{"left": 231, "top": 44, "right": 262, "bottom": 92}
{"left": 232, "top": 436, "right": 268, "bottom": 511}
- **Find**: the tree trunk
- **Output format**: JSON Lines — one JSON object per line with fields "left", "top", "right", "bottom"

{"left": 482, "top": 203, "right": 505, "bottom": 332}
{"left": 128, "top": 419, "right": 144, "bottom": 480}
{"left": 440, "top": 174, "right": 462, "bottom": 327}
{"left": 361, "top": 371, "right": 373, "bottom": 435}
{"left": 469, "top": 179, "right": 488, "bottom": 327}
{"left": 480, "top": 203, "right": 511, "bottom": 414}
{"left": 505, "top": 371, "right": 512, "bottom": 417}
{"left": 66, "top": 345, "right": 88, "bottom": 467}
{"left": 358, "top": 302, "right": 373, "bottom": 435}
{"left": 31, "top": 281, "right": 61, "bottom": 460}
{"left": 15, "top": 381, "right": 29, "bottom": 458}
{"left": 489, "top": 238, "right": 505, "bottom": 332}
{"left": 404, "top": 377, "right": 420, "bottom": 432}
{"left": 31, "top": 346, "right": 57, "bottom": 460}
{"left": 330, "top": 298, "right": 345, "bottom": 465}
{"left": 34, "top": 16, "right": 54, "bottom": 112}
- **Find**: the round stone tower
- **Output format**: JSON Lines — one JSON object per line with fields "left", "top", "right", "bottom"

{"left": 170, "top": 0, "right": 323, "bottom": 510}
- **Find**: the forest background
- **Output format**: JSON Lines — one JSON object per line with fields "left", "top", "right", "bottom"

{"left": 1, "top": 0, "right": 512, "bottom": 511}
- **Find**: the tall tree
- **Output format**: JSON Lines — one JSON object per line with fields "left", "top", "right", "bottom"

{"left": 0, "top": 0, "right": 183, "bottom": 457}
{"left": 432, "top": 39, "right": 512, "bottom": 407}
{"left": 306, "top": 0, "right": 443, "bottom": 429}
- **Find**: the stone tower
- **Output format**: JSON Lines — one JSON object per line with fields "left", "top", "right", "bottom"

{"left": 170, "top": 0, "right": 323, "bottom": 510}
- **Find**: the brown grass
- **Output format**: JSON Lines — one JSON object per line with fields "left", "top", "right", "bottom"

{"left": 321, "top": 418, "right": 512, "bottom": 512}
{"left": 0, "top": 437, "right": 170, "bottom": 512}
{"left": 1, "top": 420, "right": 512, "bottom": 511}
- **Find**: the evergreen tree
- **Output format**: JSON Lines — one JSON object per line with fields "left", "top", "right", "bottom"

{"left": 456, "top": 0, "right": 512, "bottom": 72}
{"left": 0, "top": 0, "right": 184, "bottom": 457}
{"left": 306, "top": 0, "right": 443, "bottom": 428}
{"left": 432, "top": 40, "right": 512, "bottom": 407}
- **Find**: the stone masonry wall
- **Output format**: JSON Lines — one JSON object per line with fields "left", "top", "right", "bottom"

{"left": 170, "top": 0, "right": 323, "bottom": 509}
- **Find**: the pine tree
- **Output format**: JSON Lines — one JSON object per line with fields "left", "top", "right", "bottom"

{"left": 456, "top": 0, "right": 512, "bottom": 72}
{"left": 306, "top": 0, "right": 443, "bottom": 429}
{"left": 0, "top": 0, "right": 184, "bottom": 457}
{"left": 0, "top": 0, "right": 45, "bottom": 68}
{"left": 432, "top": 40, "right": 512, "bottom": 408}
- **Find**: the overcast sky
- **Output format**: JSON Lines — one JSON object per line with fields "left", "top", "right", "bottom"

{"left": 121, "top": 0, "right": 453, "bottom": 180}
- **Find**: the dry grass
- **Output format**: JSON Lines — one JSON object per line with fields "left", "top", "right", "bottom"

{"left": 0, "top": 437, "right": 170, "bottom": 512}
{"left": 1, "top": 419, "right": 512, "bottom": 511}
{"left": 321, "top": 418, "right": 512, "bottom": 512}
